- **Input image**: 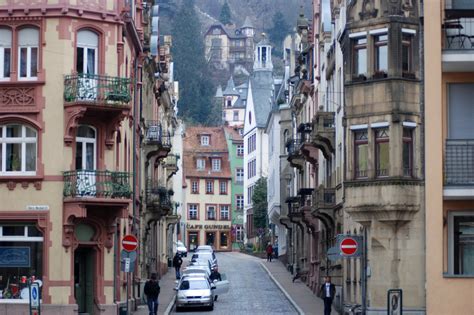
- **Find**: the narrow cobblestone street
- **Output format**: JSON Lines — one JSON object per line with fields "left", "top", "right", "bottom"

{"left": 170, "top": 252, "right": 298, "bottom": 314}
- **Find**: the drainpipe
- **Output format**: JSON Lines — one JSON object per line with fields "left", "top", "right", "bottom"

{"left": 132, "top": 56, "right": 139, "bottom": 305}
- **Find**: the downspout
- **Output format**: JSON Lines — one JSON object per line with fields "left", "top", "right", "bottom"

{"left": 132, "top": 56, "right": 139, "bottom": 304}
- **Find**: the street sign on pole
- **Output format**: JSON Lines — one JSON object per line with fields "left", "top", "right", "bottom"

{"left": 29, "top": 281, "right": 41, "bottom": 315}
{"left": 124, "top": 258, "right": 131, "bottom": 272}
{"left": 336, "top": 234, "right": 363, "bottom": 257}
{"left": 122, "top": 234, "right": 138, "bottom": 252}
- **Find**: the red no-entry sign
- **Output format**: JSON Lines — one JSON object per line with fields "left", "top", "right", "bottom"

{"left": 340, "top": 237, "right": 358, "bottom": 256}
{"left": 122, "top": 234, "right": 138, "bottom": 252}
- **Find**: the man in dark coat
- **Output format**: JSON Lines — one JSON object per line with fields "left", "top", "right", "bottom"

{"left": 144, "top": 273, "right": 160, "bottom": 315}
{"left": 173, "top": 252, "right": 183, "bottom": 279}
{"left": 319, "top": 276, "right": 336, "bottom": 315}
{"left": 209, "top": 268, "right": 222, "bottom": 301}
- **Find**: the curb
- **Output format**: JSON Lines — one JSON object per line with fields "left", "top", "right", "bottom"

{"left": 163, "top": 296, "right": 175, "bottom": 315}
{"left": 259, "top": 261, "right": 305, "bottom": 315}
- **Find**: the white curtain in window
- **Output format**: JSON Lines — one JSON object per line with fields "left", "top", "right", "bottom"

{"left": 77, "top": 30, "right": 98, "bottom": 47}
{"left": 18, "top": 28, "right": 39, "bottom": 46}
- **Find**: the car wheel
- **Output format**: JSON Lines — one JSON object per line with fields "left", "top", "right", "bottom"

{"left": 176, "top": 306, "right": 182, "bottom": 312}
{"left": 209, "top": 303, "right": 214, "bottom": 311}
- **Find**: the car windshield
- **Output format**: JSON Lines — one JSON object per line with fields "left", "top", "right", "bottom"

{"left": 179, "top": 279, "right": 209, "bottom": 290}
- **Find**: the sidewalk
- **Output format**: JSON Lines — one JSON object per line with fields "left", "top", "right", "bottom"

{"left": 260, "top": 259, "right": 336, "bottom": 315}
{"left": 132, "top": 268, "right": 176, "bottom": 315}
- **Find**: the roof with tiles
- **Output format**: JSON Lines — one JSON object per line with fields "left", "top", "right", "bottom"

{"left": 183, "top": 127, "right": 231, "bottom": 179}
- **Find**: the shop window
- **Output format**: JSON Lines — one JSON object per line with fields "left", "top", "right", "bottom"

{"left": 18, "top": 28, "right": 39, "bottom": 80}
{"left": 220, "top": 232, "right": 228, "bottom": 247}
{"left": 0, "top": 225, "right": 43, "bottom": 300}
{"left": 375, "top": 128, "right": 389, "bottom": 177}
{"left": 0, "top": 28, "right": 11, "bottom": 80}
{"left": 448, "top": 213, "right": 474, "bottom": 275}
{"left": 354, "top": 130, "right": 368, "bottom": 178}
{"left": 0, "top": 124, "right": 37, "bottom": 175}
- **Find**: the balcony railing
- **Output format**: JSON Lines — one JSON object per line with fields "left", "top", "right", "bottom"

{"left": 443, "top": 18, "right": 474, "bottom": 49}
{"left": 63, "top": 170, "right": 131, "bottom": 198}
{"left": 64, "top": 74, "right": 132, "bottom": 105}
{"left": 286, "top": 138, "right": 302, "bottom": 156}
{"left": 313, "top": 187, "right": 336, "bottom": 210}
{"left": 144, "top": 121, "right": 172, "bottom": 147}
{"left": 445, "top": 140, "right": 474, "bottom": 185}
{"left": 146, "top": 181, "right": 173, "bottom": 211}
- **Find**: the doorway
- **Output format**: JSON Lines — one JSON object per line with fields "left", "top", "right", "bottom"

{"left": 206, "top": 232, "right": 216, "bottom": 247}
{"left": 74, "top": 247, "right": 95, "bottom": 314}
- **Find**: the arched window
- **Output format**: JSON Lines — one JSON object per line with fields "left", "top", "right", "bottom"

{"left": 0, "top": 28, "right": 12, "bottom": 80}
{"left": 76, "top": 30, "right": 98, "bottom": 75}
{"left": 0, "top": 124, "right": 37, "bottom": 175}
{"left": 18, "top": 28, "right": 39, "bottom": 79}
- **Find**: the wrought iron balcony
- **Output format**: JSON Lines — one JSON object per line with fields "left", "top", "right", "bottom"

{"left": 143, "top": 121, "right": 172, "bottom": 160}
{"left": 445, "top": 140, "right": 474, "bottom": 185}
{"left": 313, "top": 187, "right": 336, "bottom": 211}
{"left": 64, "top": 74, "right": 132, "bottom": 105}
{"left": 146, "top": 180, "right": 173, "bottom": 214}
{"left": 286, "top": 138, "right": 305, "bottom": 170}
{"left": 63, "top": 170, "right": 131, "bottom": 199}
{"left": 297, "top": 123, "right": 319, "bottom": 164}
{"left": 311, "top": 111, "right": 335, "bottom": 160}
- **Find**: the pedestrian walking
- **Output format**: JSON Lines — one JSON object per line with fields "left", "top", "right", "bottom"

{"left": 319, "top": 276, "right": 336, "bottom": 315}
{"left": 144, "top": 273, "right": 160, "bottom": 315}
{"left": 173, "top": 252, "right": 183, "bottom": 279}
{"left": 266, "top": 243, "right": 273, "bottom": 262}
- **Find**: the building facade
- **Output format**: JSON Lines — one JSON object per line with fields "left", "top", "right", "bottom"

{"left": 182, "top": 127, "right": 232, "bottom": 252}
{"left": 425, "top": 1, "right": 474, "bottom": 314}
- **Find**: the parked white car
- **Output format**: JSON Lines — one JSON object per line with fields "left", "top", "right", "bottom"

{"left": 174, "top": 274, "right": 229, "bottom": 311}
{"left": 176, "top": 240, "right": 187, "bottom": 257}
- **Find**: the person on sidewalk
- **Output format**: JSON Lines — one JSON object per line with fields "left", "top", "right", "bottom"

{"left": 144, "top": 273, "right": 160, "bottom": 315}
{"left": 319, "top": 276, "right": 336, "bottom": 315}
{"left": 173, "top": 252, "right": 183, "bottom": 279}
{"left": 266, "top": 243, "right": 273, "bottom": 262}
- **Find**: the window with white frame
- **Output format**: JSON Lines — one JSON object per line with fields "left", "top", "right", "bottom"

{"left": 76, "top": 30, "right": 98, "bottom": 75}
{"left": 196, "top": 158, "right": 206, "bottom": 170}
{"left": 18, "top": 28, "right": 39, "bottom": 79}
{"left": 448, "top": 212, "right": 474, "bottom": 275}
{"left": 0, "top": 124, "right": 37, "bottom": 175}
{"left": 236, "top": 195, "right": 244, "bottom": 209}
{"left": 0, "top": 28, "right": 12, "bottom": 80}
{"left": 207, "top": 205, "right": 216, "bottom": 220}
{"left": 219, "top": 181, "right": 227, "bottom": 194}
{"left": 235, "top": 225, "right": 244, "bottom": 242}
{"left": 236, "top": 168, "right": 244, "bottom": 182}
{"left": 237, "top": 144, "right": 244, "bottom": 156}
{"left": 191, "top": 180, "right": 199, "bottom": 194}
{"left": 206, "top": 180, "right": 214, "bottom": 194}
{"left": 247, "top": 185, "right": 254, "bottom": 204}
{"left": 233, "top": 110, "right": 239, "bottom": 121}
{"left": 220, "top": 205, "right": 230, "bottom": 220}
{"left": 188, "top": 204, "right": 198, "bottom": 220}
{"left": 201, "top": 135, "right": 210, "bottom": 146}
{"left": 0, "top": 224, "right": 44, "bottom": 298}
{"left": 212, "top": 158, "right": 221, "bottom": 171}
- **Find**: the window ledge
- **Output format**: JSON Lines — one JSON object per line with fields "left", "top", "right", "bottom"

{"left": 0, "top": 175, "right": 44, "bottom": 190}
{"left": 0, "top": 80, "right": 45, "bottom": 87}
{"left": 443, "top": 273, "right": 474, "bottom": 278}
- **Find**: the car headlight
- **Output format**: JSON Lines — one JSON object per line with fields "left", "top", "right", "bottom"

{"left": 177, "top": 293, "right": 186, "bottom": 299}
{"left": 202, "top": 295, "right": 211, "bottom": 299}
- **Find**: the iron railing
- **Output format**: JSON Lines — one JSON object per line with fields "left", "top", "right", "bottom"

{"left": 313, "top": 187, "right": 336, "bottom": 210}
{"left": 445, "top": 140, "right": 474, "bottom": 185}
{"left": 63, "top": 170, "right": 131, "bottom": 198}
{"left": 298, "top": 123, "right": 313, "bottom": 143}
{"left": 444, "top": 18, "right": 474, "bottom": 49}
{"left": 144, "top": 121, "right": 172, "bottom": 147}
{"left": 64, "top": 74, "right": 132, "bottom": 105}
{"left": 286, "top": 138, "right": 302, "bottom": 156}
{"left": 146, "top": 180, "right": 173, "bottom": 210}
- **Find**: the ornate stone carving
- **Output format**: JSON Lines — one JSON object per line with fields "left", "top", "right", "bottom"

{"left": 359, "top": 0, "right": 378, "bottom": 20}
{"left": 0, "top": 87, "right": 35, "bottom": 107}
{"left": 64, "top": 107, "right": 87, "bottom": 146}
{"left": 7, "top": 181, "right": 16, "bottom": 191}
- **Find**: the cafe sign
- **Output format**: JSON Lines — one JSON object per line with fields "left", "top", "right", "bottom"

{"left": 186, "top": 224, "right": 231, "bottom": 230}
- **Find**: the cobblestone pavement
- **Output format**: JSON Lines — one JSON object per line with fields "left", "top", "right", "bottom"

{"left": 170, "top": 251, "right": 298, "bottom": 314}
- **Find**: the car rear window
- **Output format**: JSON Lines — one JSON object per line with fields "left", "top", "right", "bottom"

{"left": 179, "top": 279, "right": 209, "bottom": 290}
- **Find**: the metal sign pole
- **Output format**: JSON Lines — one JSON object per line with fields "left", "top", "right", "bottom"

{"left": 126, "top": 272, "right": 129, "bottom": 315}
{"left": 361, "top": 228, "right": 368, "bottom": 315}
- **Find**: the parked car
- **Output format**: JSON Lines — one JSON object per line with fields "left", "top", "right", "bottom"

{"left": 182, "top": 266, "right": 211, "bottom": 278}
{"left": 191, "top": 252, "right": 217, "bottom": 269}
{"left": 196, "top": 245, "right": 214, "bottom": 253}
{"left": 174, "top": 275, "right": 214, "bottom": 311}
{"left": 176, "top": 240, "right": 187, "bottom": 257}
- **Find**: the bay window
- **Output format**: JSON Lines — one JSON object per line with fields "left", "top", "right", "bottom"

{"left": 374, "top": 34, "right": 388, "bottom": 73}
{"left": 0, "top": 124, "right": 37, "bottom": 175}
{"left": 18, "top": 28, "right": 39, "bottom": 80}
{"left": 375, "top": 128, "right": 389, "bottom": 177}
{"left": 354, "top": 130, "right": 368, "bottom": 178}
{"left": 353, "top": 37, "right": 367, "bottom": 76}
{"left": 402, "top": 128, "right": 413, "bottom": 177}
{"left": 402, "top": 33, "right": 414, "bottom": 75}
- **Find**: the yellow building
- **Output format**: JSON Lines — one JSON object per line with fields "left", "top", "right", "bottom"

{"left": 0, "top": 1, "right": 177, "bottom": 313}
{"left": 425, "top": 1, "right": 474, "bottom": 314}
{"left": 182, "top": 127, "right": 232, "bottom": 251}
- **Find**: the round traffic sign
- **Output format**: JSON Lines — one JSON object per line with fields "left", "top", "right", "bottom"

{"left": 122, "top": 234, "right": 138, "bottom": 252}
{"left": 340, "top": 237, "right": 358, "bottom": 256}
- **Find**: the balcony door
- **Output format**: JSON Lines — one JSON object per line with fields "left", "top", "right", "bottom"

{"left": 76, "top": 30, "right": 98, "bottom": 100}
{"left": 75, "top": 125, "right": 97, "bottom": 196}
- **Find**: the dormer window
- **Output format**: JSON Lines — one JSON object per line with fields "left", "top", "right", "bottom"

{"left": 196, "top": 158, "right": 205, "bottom": 170}
{"left": 201, "top": 135, "right": 210, "bottom": 146}
{"left": 212, "top": 158, "right": 221, "bottom": 171}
